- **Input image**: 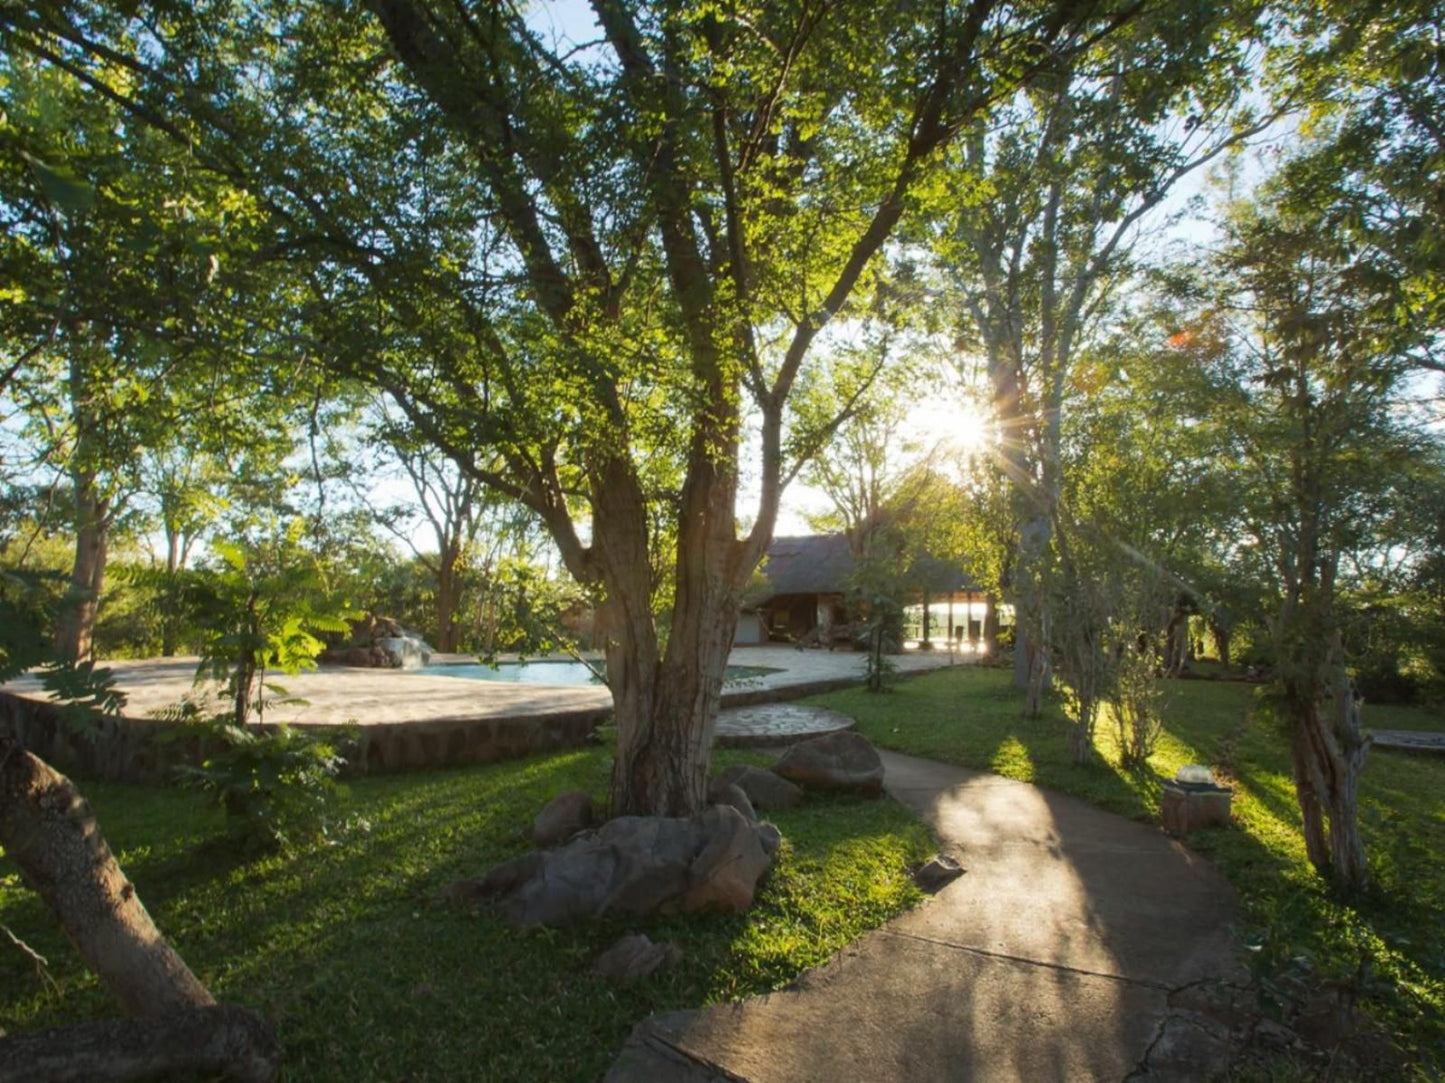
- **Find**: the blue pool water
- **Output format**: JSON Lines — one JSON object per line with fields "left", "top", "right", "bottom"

{"left": 414, "top": 661, "right": 779, "bottom": 687}
{"left": 415, "top": 661, "right": 605, "bottom": 686}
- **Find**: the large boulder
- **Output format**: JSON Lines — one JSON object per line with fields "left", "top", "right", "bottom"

{"left": 318, "top": 614, "right": 434, "bottom": 669}
{"left": 442, "top": 805, "right": 773, "bottom": 927}
{"left": 685, "top": 805, "right": 771, "bottom": 912}
{"left": 710, "top": 765, "right": 803, "bottom": 811}
{"left": 533, "top": 791, "right": 594, "bottom": 848}
{"left": 773, "top": 731, "right": 885, "bottom": 795}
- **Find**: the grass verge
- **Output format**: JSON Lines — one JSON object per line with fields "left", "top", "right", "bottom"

{"left": 0, "top": 745, "right": 931, "bottom": 1081}
{"left": 808, "top": 664, "right": 1445, "bottom": 1075}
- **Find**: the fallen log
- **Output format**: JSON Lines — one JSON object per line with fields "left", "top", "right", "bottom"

{"left": 0, "top": 737, "right": 214, "bottom": 1016}
{"left": 0, "top": 1004, "right": 280, "bottom": 1083}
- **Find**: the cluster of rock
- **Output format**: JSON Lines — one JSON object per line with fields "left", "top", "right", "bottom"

{"left": 444, "top": 793, "right": 780, "bottom": 929}
{"left": 317, "top": 615, "right": 434, "bottom": 669}
{"left": 439, "top": 729, "right": 894, "bottom": 980}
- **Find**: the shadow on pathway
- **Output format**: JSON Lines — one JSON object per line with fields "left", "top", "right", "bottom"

{"left": 609, "top": 750, "right": 1247, "bottom": 1082}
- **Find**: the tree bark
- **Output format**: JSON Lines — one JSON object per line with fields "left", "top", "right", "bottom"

{"left": 160, "top": 526, "right": 181, "bottom": 658}
{"left": 1209, "top": 616, "right": 1231, "bottom": 669}
{"left": 53, "top": 473, "right": 109, "bottom": 663}
{"left": 983, "top": 594, "right": 1000, "bottom": 656}
{"left": 1289, "top": 728, "right": 1330, "bottom": 874}
{"left": 1287, "top": 656, "right": 1371, "bottom": 893}
{"left": 0, "top": 739, "right": 215, "bottom": 1017}
{"left": 435, "top": 542, "right": 460, "bottom": 652}
{"left": 1279, "top": 613, "right": 1371, "bottom": 892}
{"left": 1325, "top": 668, "right": 1369, "bottom": 892}
{"left": 1010, "top": 514, "right": 1053, "bottom": 716}
{"left": 0, "top": 1005, "right": 279, "bottom": 1083}
{"left": 603, "top": 445, "right": 742, "bottom": 817}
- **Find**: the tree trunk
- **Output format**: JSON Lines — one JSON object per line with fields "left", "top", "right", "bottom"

{"left": 0, "top": 1005, "right": 279, "bottom": 1083}
{"left": 1210, "top": 617, "right": 1232, "bottom": 669}
{"left": 1283, "top": 664, "right": 1371, "bottom": 893}
{"left": 597, "top": 412, "right": 744, "bottom": 817}
{"left": 229, "top": 592, "right": 260, "bottom": 730}
{"left": 607, "top": 512, "right": 740, "bottom": 816}
{"left": 1011, "top": 514, "right": 1052, "bottom": 715}
{"left": 54, "top": 474, "right": 109, "bottom": 663}
{"left": 1291, "top": 661, "right": 1371, "bottom": 894}
{"left": 1069, "top": 714, "right": 1094, "bottom": 765}
{"left": 160, "top": 527, "right": 181, "bottom": 658}
{"left": 1162, "top": 605, "right": 1189, "bottom": 676}
{"left": 1324, "top": 666, "right": 1369, "bottom": 892}
{"left": 0, "top": 739, "right": 215, "bottom": 1017}
{"left": 983, "top": 595, "right": 1000, "bottom": 656}
{"left": 435, "top": 545, "right": 460, "bottom": 653}
{"left": 1288, "top": 729, "right": 1331, "bottom": 874}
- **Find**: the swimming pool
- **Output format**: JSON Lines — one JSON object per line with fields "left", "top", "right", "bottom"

{"left": 413, "top": 661, "right": 780, "bottom": 687}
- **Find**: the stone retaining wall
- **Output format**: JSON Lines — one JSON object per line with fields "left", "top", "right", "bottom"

{"left": 0, "top": 691, "right": 228, "bottom": 782}
{"left": 0, "top": 691, "right": 607, "bottom": 783}
{"left": 344, "top": 709, "right": 608, "bottom": 773}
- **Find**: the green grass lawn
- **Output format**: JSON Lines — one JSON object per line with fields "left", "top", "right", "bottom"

{"left": 0, "top": 745, "right": 932, "bottom": 1081}
{"left": 809, "top": 665, "right": 1445, "bottom": 1073}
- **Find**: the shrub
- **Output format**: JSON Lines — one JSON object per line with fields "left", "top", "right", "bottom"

{"left": 1110, "top": 645, "right": 1164, "bottom": 768}
{"left": 175, "top": 721, "right": 348, "bottom": 852}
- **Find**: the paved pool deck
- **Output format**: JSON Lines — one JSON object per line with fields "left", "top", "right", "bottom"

{"left": 0, "top": 645, "right": 974, "bottom": 730}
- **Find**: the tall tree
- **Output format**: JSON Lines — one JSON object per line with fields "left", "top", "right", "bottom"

{"left": 362, "top": 411, "right": 537, "bottom": 653}
{"left": 797, "top": 342, "right": 941, "bottom": 561}
{"left": 1176, "top": 161, "right": 1437, "bottom": 893}
{"left": 0, "top": 47, "right": 271, "bottom": 660}
{"left": 3, "top": 0, "right": 1143, "bottom": 814}
{"left": 937, "top": 0, "right": 1277, "bottom": 713}
{"left": 1273, "top": 0, "right": 1445, "bottom": 363}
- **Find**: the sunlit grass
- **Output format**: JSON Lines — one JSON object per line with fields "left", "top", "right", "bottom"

{"left": 808, "top": 665, "right": 1445, "bottom": 1072}
{"left": 0, "top": 746, "right": 931, "bottom": 1081}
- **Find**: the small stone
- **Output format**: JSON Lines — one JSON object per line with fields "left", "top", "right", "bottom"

{"left": 1253, "top": 1020, "right": 1299, "bottom": 1048}
{"left": 593, "top": 933, "right": 682, "bottom": 981}
{"left": 533, "top": 790, "right": 594, "bottom": 848}
{"left": 774, "top": 731, "right": 885, "bottom": 795}
{"left": 1168, "top": 980, "right": 1257, "bottom": 1031}
{"left": 914, "top": 854, "right": 965, "bottom": 893}
{"left": 1292, "top": 988, "right": 1362, "bottom": 1051}
{"left": 710, "top": 765, "right": 803, "bottom": 811}
{"left": 755, "top": 821, "right": 782, "bottom": 857}
{"left": 710, "top": 782, "right": 757, "bottom": 822}
{"left": 1139, "top": 1015, "right": 1231, "bottom": 1079}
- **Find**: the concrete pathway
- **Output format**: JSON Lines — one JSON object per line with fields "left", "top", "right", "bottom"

{"left": 1371, "top": 728, "right": 1445, "bottom": 754}
{"left": 611, "top": 750, "right": 1247, "bottom": 1082}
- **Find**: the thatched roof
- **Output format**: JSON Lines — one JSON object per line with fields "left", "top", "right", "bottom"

{"left": 758, "top": 534, "right": 855, "bottom": 596}
{"left": 904, "top": 552, "right": 976, "bottom": 594}
{"left": 756, "top": 534, "right": 977, "bottom": 599}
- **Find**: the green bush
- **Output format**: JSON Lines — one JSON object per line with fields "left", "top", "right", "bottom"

{"left": 175, "top": 721, "right": 348, "bottom": 852}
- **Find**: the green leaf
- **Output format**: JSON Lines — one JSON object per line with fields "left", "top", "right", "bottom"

{"left": 21, "top": 152, "right": 96, "bottom": 215}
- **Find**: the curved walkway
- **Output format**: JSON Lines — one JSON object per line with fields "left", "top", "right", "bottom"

{"left": 611, "top": 750, "right": 1247, "bottom": 1082}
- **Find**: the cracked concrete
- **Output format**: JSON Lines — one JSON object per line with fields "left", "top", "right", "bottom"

{"left": 610, "top": 749, "right": 1248, "bottom": 1082}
